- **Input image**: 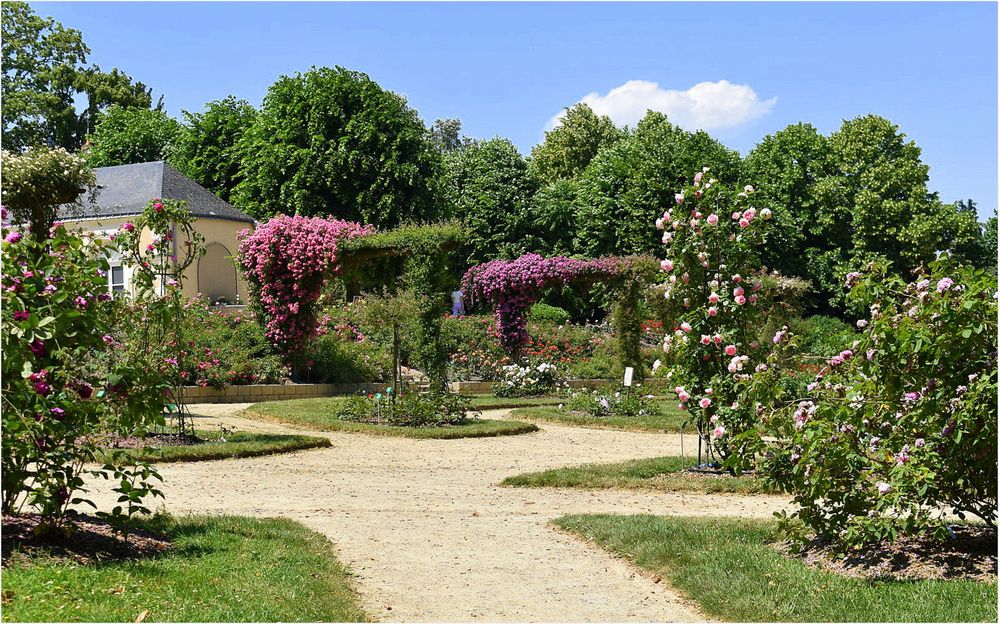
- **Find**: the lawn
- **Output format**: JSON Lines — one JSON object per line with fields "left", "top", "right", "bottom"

{"left": 1, "top": 514, "right": 368, "bottom": 622}
{"left": 241, "top": 398, "right": 539, "bottom": 439}
{"left": 508, "top": 404, "right": 686, "bottom": 432}
{"left": 556, "top": 514, "right": 997, "bottom": 622}
{"left": 502, "top": 456, "right": 777, "bottom": 494}
{"left": 467, "top": 396, "right": 565, "bottom": 409}
{"left": 96, "top": 431, "right": 331, "bottom": 463}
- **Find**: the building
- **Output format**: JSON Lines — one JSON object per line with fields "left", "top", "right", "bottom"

{"left": 58, "top": 161, "right": 255, "bottom": 304}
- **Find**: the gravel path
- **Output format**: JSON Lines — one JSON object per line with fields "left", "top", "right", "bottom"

{"left": 88, "top": 403, "right": 791, "bottom": 622}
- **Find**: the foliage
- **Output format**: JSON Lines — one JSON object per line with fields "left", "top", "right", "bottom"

{"left": 462, "top": 253, "right": 622, "bottom": 352}
{"left": 442, "top": 314, "right": 510, "bottom": 380}
{"left": 1, "top": 221, "right": 165, "bottom": 525}
{"left": 788, "top": 314, "right": 862, "bottom": 357}
{"left": 99, "top": 431, "right": 331, "bottom": 463}
{"left": 1, "top": 2, "right": 157, "bottom": 151}
{"left": 169, "top": 95, "right": 257, "bottom": 203}
{"left": 653, "top": 171, "right": 773, "bottom": 467}
{"left": 575, "top": 111, "right": 742, "bottom": 258}
{"left": 494, "top": 362, "right": 565, "bottom": 397}
{"left": 428, "top": 117, "right": 465, "bottom": 152}
{"left": 523, "top": 178, "right": 581, "bottom": 256}
{"left": 528, "top": 302, "right": 570, "bottom": 324}
{"left": 233, "top": 66, "right": 442, "bottom": 226}
{"left": 758, "top": 256, "right": 997, "bottom": 547}
{"left": 529, "top": 102, "right": 623, "bottom": 185}
{"left": 2, "top": 515, "right": 370, "bottom": 622}
{"left": 338, "top": 390, "right": 476, "bottom": 427}
{"left": 509, "top": 405, "right": 686, "bottom": 433}
{"left": 83, "top": 104, "right": 182, "bottom": 167}
{"left": 1, "top": 147, "right": 95, "bottom": 240}
{"left": 441, "top": 137, "right": 537, "bottom": 264}
{"left": 567, "top": 385, "right": 660, "bottom": 419}
{"left": 237, "top": 215, "right": 374, "bottom": 355}
{"left": 557, "top": 514, "right": 996, "bottom": 623}
{"left": 301, "top": 315, "right": 392, "bottom": 384}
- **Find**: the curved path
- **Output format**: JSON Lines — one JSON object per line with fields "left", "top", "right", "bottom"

{"left": 87, "top": 404, "right": 790, "bottom": 622}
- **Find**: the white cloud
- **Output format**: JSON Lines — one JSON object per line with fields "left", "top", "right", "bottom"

{"left": 547, "top": 79, "right": 777, "bottom": 132}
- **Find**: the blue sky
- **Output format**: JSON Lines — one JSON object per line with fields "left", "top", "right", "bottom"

{"left": 35, "top": 1, "right": 998, "bottom": 219}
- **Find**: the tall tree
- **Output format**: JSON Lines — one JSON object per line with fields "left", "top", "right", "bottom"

{"left": 1, "top": 2, "right": 156, "bottom": 151}
{"left": 529, "top": 103, "right": 623, "bottom": 185}
{"left": 83, "top": 105, "right": 181, "bottom": 167}
{"left": 441, "top": 138, "right": 537, "bottom": 264}
{"left": 233, "top": 66, "right": 442, "bottom": 226}
{"left": 575, "top": 111, "right": 742, "bottom": 257}
{"left": 429, "top": 118, "right": 465, "bottom": 153}
{"left": 170, "top": 96, "right": 257, "bottom": 202}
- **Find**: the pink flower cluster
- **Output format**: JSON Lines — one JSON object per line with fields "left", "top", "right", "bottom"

{"left": 462, "top": 253, "right": 622, "bottom": 351}
{"left": 238, "top": 215, "right": 374, "bottom": 354}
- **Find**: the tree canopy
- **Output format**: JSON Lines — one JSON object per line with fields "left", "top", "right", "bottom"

{"left": 1, "top": 2, "right": 158, "bottom": 152}
{"left": 83, "top": 105, "right": 181, "bottom": 167}
{"left": 232, "top": 66, "right": 442, "bottom": 227}
{"left": 529, "top": 103, "right": 623, "bottom": 185}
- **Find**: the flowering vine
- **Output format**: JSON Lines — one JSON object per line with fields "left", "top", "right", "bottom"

{"left": 462, "top": 253, "right": 622, "bottom": 353}
{"left": 237, "top": 215, "right": 374, "bottom": 356}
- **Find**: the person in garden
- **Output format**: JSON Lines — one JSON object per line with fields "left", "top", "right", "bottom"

{"left": 451, "top": 289, "right": 466, "bottom": 317}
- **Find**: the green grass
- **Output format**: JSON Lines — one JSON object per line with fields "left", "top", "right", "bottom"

{"left": 502, "top": 456, "right": 776, "bottom": 494}
{"left": 242, "top": 399, "right": 538, "bottom": 439}
{"left": 508, "top": 404, "right": 686, "bottom": 432}
{"left": 2, "top": 514, "right": 368, "bottom": 622}
{"left": 556, "top": 514, "right": 997, "bottom": 622}
{"left": 96, "top": 431, "right": 331, "bottom": 463}
{"left": 467, "top": 396, "right": 565, "bottom": 409}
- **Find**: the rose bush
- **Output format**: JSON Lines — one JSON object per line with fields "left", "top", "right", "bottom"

{"left": 237, "top": 215, "right": 374, "bottom": 355}
{"left": 1, "top": 217, "right": 166, "bottom": 526}
{"left": 759, "top": 256, "right": 997, "bottom": 547}
{"left": 653, "top": 171, "right": 774, "bottom": 468}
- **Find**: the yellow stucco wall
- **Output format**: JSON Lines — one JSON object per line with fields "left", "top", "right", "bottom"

{"left": 59, "top": 215, "right": 253, "bottom": 302}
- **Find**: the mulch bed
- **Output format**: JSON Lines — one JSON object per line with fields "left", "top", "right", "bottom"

{"left": 777, "top": 525, "right": 997, "bottom": 582}
{"left": 100, "top": 432, "right": 203, "bottom": 449}
{"left": 2, "top": 512, "right": 172, "bottom": 567}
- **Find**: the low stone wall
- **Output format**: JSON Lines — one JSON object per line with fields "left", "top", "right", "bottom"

{"left": 182, "top": 378, "right": 672, "bottom": 404}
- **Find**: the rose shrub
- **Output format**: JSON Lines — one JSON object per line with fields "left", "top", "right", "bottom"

{"left": 494, "top": 362, "right": 565, "bottom": 397}
{"left": 759, "top": 256, "right": 997, "bottom": 547}
{"left": 237, "top": 215, "right": 374, "bottom": 355}
{"left": 1, "top": 218, "right": 166, "bottom": 526}
{"left": 653, "top": 171, "right": 773, "bottom": 467}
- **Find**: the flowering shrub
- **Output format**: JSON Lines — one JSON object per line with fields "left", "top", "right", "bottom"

{"left": 1, "top": 220, "right": 166, "bottom": 525}
{"left": 567, "top": 385, "right": 660, "bottom": 419}
{"left": 759, "top": 257, "right": 997, "bottom": 547}
{"left": 1, "top": 147, "right": 95, "bottom": 240}
{"left": 237, "top": 215, "right": 374, "bottom": 354}
{"left": 494, "top": 362, "right": 565, "bottom": 397}
{"left": 654, "top": 171, "right": 773, "bottom": 466}
{"left": 462, "top": 253, "right": 621, "bottom": 352}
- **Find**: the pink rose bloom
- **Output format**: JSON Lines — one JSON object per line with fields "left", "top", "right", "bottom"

{"left": 705, "top": 388, "right": 713, "bottom": 395}
{"left": 694, "top": 172, "right": 703, "bottom": 183}
{"left": 700, "top": 335, "right": 711, "bottom": 345}
{"left": 748, "top": 295, "right": 758, "bottom": 304}
{"left": 732, "top": 211, "right": 742, "bottom": 220}
{"left": 733, "top": 274, "right": 742, "bottom": 283}
{"left": 713, "top": 335, "right": 722, "bottom": 344}
{"left": 660, "top": 259, "right": 674, "bottom": 272}
{"left": 936, "top": 277, "right": 954, "bottom": 293}
{"left": 699, "top": 398, "right": 712, "bottom": 409}
{"left": 733, "top": 287, "right": 745, "bottom": 297}
{"left": 877, "top": 482, "right": 891, "bottom": 495}
{"left": 707, "top": 307, "right": 718, "bottom": 317}
{"left": 708, "top": 292, "right": 719, "bottom": 304}
{"left": 712, "top": 426, "right": 726, "bottom": 439}
{"left": 743, "top": 208, "right": 757, "bottom": 220}
{"left": 680, "top": 322, "right": 692, "bottom": 333}
{"left": 739, "top": 218, "right": 750, "bottom": 228}
{"left": 735, "top": 295, "right": 747, "bottom": 305}
{"left": 153, "top": 202, "right": 164, "bottom": 212}
{"left": 146, "top": 244, "right": 155, "bottom": 251}
{"left": 675, "top": 193, "right": 684, "bottom": 205}
{"left": 678, "top": 391, "right": 690, "bottom": 402}
{"left": 724, "top": 345, "right": 738, "bottom": 356}
{"left": 706, "top": 214, "right": 719, "bottom": 225}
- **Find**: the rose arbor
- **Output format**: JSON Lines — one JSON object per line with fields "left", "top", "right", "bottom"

{"left": 655, "top": 170, "right": 773, "bottom": 468}
{"left": 462, "top": 253, "right": 623, "bottom": 354}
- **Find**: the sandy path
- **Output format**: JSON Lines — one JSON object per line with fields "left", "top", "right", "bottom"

{"left": 88, "top": 403, "right": 791, "bottom": 622}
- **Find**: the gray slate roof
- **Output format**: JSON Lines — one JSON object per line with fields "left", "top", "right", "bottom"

{"left": 60, "top": 161, "right": 254, "bottom": 224}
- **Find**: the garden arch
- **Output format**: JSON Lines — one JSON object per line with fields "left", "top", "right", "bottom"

{"left": 198, "top": 242, "right": 238, "bottom": 303}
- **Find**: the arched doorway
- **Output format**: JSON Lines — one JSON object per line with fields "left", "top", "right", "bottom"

{"left": 198, "top": 242, "right": 238, "bottom": 304}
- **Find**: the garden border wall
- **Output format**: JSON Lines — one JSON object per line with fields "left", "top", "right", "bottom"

{"left": 181, "top": 378, "right": 670, "bottom": 403}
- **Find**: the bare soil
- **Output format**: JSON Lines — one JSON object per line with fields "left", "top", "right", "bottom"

{"left": 779, "top": 525, "right": 997, "bottom": 582}
{"left": 2, "top": 513, "right": 171, "bottom": 567}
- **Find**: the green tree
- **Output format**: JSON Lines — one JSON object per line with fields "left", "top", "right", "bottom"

{"left": 429, "top": 118, "right": 465, "bottom": 153}
{"left": 1, "top": 2, "right": 156, "bottom": 151}
{"left": 83, "top": 105, "right": 181, "bottom": 167}
{"left": 529, "top": 103, "right": 623, "bottom": 185}
{"left": 575, "top": 111, "right": 742, "bottom": 257}
{"left": 170, "top": 96, "right": 257, "bottom": 202}
{"left": 233, "top": 66, "right": 442, "bottom": 226}
{"left": 523, "top": 178, "right": 581, "bottom": 256}
{"left": 743, "top": 123, "right": 833, "bottom": 305}
{"left": 441, "top": 138, "right": 537, "bottom": 264}
{"left": 982, "top": 214, "right": 998, "bottom": 274}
